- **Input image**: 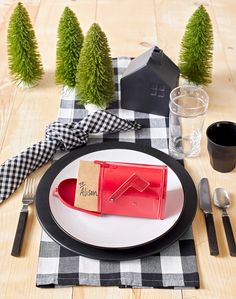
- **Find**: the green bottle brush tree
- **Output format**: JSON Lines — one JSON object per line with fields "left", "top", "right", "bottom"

{"left": 7, "top": 2, "right": 43, "bottom": 87}
{"left": 178, "top": 5, "right": 213, "bottom": 86}
{"left": 55, "top": 7, "right": 84, "bottom": 88}
{"left": 76, "top": 23, "right": 114, "bottom": 110}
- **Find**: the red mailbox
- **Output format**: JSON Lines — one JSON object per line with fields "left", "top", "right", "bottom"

{"left": 54, "top": 160, "right": 168, "bottom": 219}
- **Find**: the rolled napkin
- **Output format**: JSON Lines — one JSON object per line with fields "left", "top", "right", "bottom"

{"left": 0, "top": 110, "right": 141, "bottom": 203}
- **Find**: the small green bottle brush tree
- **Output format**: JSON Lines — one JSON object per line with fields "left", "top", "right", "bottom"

{"left": 55, "top": 7, "right": 84, "bottom": 88}
{"left": 178, "top": 5, "right": 213, "bottom": 86}
{"left": 7, "top": 2, "right": 43, "bottom": 87}
{"left": 76, "top": 23, "right": 114, "bottom": 109}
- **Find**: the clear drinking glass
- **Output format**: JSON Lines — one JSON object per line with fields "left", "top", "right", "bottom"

{"left": 169, "top": 85, "right": 209, "bottom": 159}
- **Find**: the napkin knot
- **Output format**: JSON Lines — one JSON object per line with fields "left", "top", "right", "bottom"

{"left": 45, "top": 122, "right": 88, "bottom": 151}
{"left": 45, "top": 111, "right": 142, "bottom": 151}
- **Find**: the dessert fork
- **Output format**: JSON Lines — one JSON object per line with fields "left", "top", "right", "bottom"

{"left": 11, "top": 178, "right": 36, "bottom": 257}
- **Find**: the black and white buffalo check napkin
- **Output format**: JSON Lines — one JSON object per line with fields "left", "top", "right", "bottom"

{"left": 0, "top": 110, "right": 140, "bottom": 202}
{"left": 36, "top": 58, "right": 199, "bottom": 289}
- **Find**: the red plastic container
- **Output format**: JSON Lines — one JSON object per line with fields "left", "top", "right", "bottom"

{"left": 53, "top": 160, "right": 168, "bottom": 219}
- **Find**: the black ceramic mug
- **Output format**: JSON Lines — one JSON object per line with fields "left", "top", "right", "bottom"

{"left": 206, "top": 121, "right": 236, "bottom": 173}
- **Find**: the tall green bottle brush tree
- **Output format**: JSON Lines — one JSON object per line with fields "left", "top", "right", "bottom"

{"left": 76, "top": 23, "right": 114, "bottom": 110}
{"left": 178, "top": 5, "right": 213, "bottom": 86}
{"left": 7, "top": 2, "right": 43, "bottom": 87}
{"left": 55, "top": 7, "right": 84, "bottom": 88}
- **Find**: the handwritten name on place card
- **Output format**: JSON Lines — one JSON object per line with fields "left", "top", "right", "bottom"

{"left": 75, "top": 160, "right": 99, "bottom": 212}
{"left": 78, "top": 181, "right": 98, "bottom": 197}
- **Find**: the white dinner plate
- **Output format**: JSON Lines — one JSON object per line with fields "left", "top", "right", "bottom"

{"left": 36, "top": 142, "right": 197, "bottom": 260}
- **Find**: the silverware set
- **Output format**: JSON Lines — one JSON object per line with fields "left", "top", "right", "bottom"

{"left": 11, "top": 178, "right": 37, "bottom": 257}
{"left": 199, "top": 178, "right": 236, "bottom": 257}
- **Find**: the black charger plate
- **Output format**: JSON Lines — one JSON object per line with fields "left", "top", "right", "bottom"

{"left": 35, "top": 142, "right": 197, "bottom": 261}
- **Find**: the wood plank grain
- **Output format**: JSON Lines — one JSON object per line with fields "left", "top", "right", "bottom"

{"left": 76, "top": 287, "right": 134, "bottom": 299}
{"left": 75, "top": 287, "right": 182, "bottom": 299}
{"left": 210, "top": 0, "right": 236, "bottom": 92}
{"left": 96, "top": 0, "right": 157, "bottom": 57}
{"left": 0, "top": 86, "right": 15, "bottom": 153}
{"left": 135, "top": 289, "right": 182, "bottom": 299}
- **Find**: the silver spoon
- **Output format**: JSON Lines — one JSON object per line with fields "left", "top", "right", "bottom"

{"left": 213, "top": 188, "right": 236, "bottom": 256}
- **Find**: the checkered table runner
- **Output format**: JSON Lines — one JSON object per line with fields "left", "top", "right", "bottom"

{"left": 36, "top": 57, "right": 199, "bottom": 288}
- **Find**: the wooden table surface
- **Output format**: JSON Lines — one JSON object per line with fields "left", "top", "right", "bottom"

{"left": 1, "top": 0, "right": 236, "bottom": 298}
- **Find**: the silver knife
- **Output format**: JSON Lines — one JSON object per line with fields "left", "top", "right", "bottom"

{"left": 199, "top": 178, "right": 219, "bottom": 256}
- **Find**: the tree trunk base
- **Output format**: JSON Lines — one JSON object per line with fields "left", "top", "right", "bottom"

{"left": 17, "top": 80, "right": 38, "bottom": 89}
{"left": 179, "top": 77, "right": 203, "bottom": 88}
{"left": 84, "top": 103, "right": 104, "bottom": 114}
{"left": 62, "top": 86, "right": 76, "bottom": 97}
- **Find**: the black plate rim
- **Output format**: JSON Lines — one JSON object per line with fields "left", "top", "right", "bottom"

{"left": 35, "top": 142, "right": 197, "bottom": 261}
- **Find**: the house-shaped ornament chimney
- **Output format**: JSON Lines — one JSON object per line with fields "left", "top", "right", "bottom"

{"left": 121, "top": 46, "right": 180, "bottom": 116}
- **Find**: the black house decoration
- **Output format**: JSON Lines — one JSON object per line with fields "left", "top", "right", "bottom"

{"left": 121, "top": 46, "right": 180, "bottom": 116}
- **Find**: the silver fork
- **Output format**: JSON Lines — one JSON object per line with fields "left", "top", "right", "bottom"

{"left": 11, "top": 178, "right": 36, "bottom": 257}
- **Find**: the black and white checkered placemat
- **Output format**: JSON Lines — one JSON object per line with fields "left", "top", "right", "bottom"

{"left": 36, "top": 58, "right": 199, "bottom": 288}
